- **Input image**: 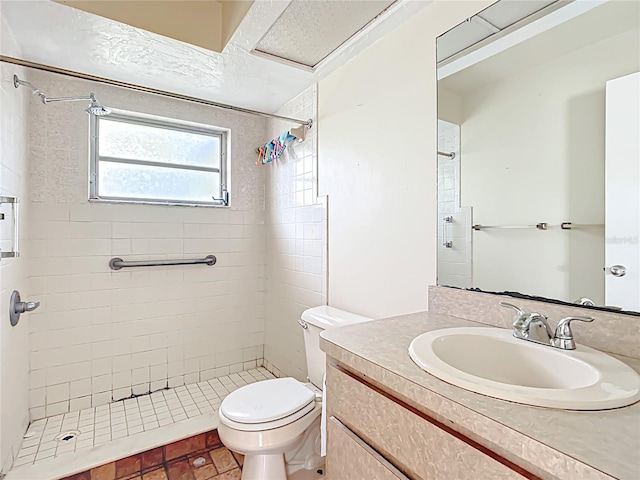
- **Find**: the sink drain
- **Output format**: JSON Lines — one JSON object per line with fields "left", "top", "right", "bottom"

{"left": 55, "top": 430, "right": 80, "bottom": 442}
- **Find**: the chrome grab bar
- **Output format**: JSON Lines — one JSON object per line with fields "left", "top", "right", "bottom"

{"left": 443, "top": 215, "right": 453, "bottom": 248}
{"left": 109, "top": 255, "right": 217, "bottom": 270}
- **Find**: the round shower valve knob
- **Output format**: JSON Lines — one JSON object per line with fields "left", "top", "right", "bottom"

{"left": 9, "top": 290, "right": 40, "bottom": 326}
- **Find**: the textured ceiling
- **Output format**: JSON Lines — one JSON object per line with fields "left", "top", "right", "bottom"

{"left": 0, "top": 0, "right": 427, "bottom": 113}
{"left": 255, "top": 0, "right": 396, "bottom": 68}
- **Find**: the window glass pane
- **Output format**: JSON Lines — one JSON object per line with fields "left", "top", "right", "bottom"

{"left": 99, "top": 161, "right": 221, "bottom": 203}
{"left": 99, "top": 118, "right": 221, "bottom": 168}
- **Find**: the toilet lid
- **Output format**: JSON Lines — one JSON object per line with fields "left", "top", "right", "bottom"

{"left": 220, "top": 378, "right": 315, "bottom": 424}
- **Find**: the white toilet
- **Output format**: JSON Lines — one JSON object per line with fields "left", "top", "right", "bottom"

{"left": 218, "top": 306, "right": 372, "bottom": 480}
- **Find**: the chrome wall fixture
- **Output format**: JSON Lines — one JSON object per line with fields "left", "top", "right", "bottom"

{"left": 109, "top": 255, "right": 217, "bottom": 270}
{"left": 606, "top": 265, "right": 628, "bottom": 278}
{"left": 438, "top": 150, "right": 456, "bottom": 159}
{"left": 472, "top": 222, "right": 604, "bottom": 231}
{"left": 13, "top": 74, "right": 111, "bottom": 116}
{"left": 473, "top": 223, "right": 548, "bottom": 231}
{"left": 0, "top": 195, "right": 20, "bottom": 260}
{"left": 3, "top": 56, "right": 311, "bottom": 126}
{"left": 442, "top": 215, "right": 453, "bottom": 248}
{"left": 9, "top": 290, "right": 40, "bottom": 326}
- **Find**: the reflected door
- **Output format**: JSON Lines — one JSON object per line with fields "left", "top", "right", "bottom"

{"left": 605, "top": 72, "right": 640, "bottom": 310}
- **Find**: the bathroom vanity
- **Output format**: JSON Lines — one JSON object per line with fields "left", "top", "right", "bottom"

{"left": 320, "top": 309, "right": 640, "bottom": 480}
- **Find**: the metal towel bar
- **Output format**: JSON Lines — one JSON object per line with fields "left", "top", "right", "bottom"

{"left": 109, "top": 255, "right": 217, "bottom": 270}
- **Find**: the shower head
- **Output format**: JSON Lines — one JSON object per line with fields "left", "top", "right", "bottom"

{"left": 85, "top": 94, "right": 111, "bottom": 116}
{"left": 13, "top": 75, "right": 111, "bottom": 116}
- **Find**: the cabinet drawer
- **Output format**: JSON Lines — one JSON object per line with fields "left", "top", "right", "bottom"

{"left": 326, "top": 364, "right": 530, "bottom": 480}
{"left": 327, "top": 416, "right": 410, "bottom": 480}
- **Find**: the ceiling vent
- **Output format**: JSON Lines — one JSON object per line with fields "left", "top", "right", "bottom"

{"left": 254, "top": 0, "right": 397, "bottom": 69}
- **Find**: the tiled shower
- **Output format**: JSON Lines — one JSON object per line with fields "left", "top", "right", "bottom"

{"left": 437, "top": 119, "right": 472, "bottom": 289}
{"left": 0, "top": 62, "right": 325, "bottom": 477}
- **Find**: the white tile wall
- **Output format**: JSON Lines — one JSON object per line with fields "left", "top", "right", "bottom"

{"left": 1, "top": 60, "right": 31, "bottom": 472}
{"left": 437, "top": 120, "right": 472, "bottom": 288}
{"left": 263, "top": 86, "right": 327, "bottom": 381}
{"left": 23, "top": 68, "right": 268, "bottom": 420}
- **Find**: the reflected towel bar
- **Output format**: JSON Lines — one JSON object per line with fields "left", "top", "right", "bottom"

{"left": 438, "top": 150, "right": 456, "bottom": 159}
{"left": 473, "top": 222, "right": 605, "bottom": 231}
{"left": 473, "top": 223, "right": 548, "bottom": 231}
{"left": 560, "top": 222, "right": 604, "bottom": 230}
{"left": 109, "top": 255, "right": 217, "bottom": 270}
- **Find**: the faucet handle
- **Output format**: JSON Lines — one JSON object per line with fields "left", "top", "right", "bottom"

{"left": 553, "top": 316, "right": 594, "bottom": 350}
{"left": 499, "top": 301, "right": 525, "bottom": 317}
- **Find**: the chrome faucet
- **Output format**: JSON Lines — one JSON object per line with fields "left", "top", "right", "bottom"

{"left": 499, "top": 302, "right": 594, "bottom": 350}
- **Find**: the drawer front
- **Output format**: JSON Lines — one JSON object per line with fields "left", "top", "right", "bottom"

{"left": 327, "top": 364, "right": 529, "bottom": 480}
{"left": 327, "top": 416, "right": 410, "bottom": 480}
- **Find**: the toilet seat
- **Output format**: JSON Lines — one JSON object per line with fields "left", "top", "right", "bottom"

{"left": 220, "top": 378, "right": 316, "bottom": 432}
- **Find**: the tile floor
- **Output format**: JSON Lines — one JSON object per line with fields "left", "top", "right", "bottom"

{"left": 13, "top": 369, "right": 275, "bottom": 468}
{"left": 65, "top": 445, "right": 243, "bottom": 480}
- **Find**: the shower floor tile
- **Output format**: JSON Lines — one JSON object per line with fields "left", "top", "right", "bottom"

{"left": 11, "top": 368, "right": 275, "bottom": 472}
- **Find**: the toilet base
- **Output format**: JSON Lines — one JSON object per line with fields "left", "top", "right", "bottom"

{"left": 242, "top": 454, "right": 287, "bottom": 480}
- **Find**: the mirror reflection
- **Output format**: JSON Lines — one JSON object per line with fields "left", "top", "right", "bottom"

{"left": 436, "top": 0, "right": 639, "bottom": 313}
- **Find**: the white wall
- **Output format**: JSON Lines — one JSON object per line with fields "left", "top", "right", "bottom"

{"left": 459, "top": 29, "right": 639, "bottom": 304}
{"left": 263, "top": 86, "right": 326, "bottom": 381}
{"left": 23, "top": 68, "right": 267, "bottom": 419}
{"left": 318, "top": 1, "right": 494, "bottom": 319}
{"left": 0, "top": 17, "right": 31, "bottom": 472}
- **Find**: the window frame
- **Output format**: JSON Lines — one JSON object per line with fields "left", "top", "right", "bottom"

{"left": 89, "top": 110, "right": 229, "bottom": 207}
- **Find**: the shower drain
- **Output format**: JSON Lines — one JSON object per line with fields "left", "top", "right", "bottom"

{"left": 55, "top": 430, "right": 80, "bottom": 442}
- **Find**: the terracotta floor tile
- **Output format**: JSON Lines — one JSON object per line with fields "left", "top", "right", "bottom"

{"left": 214, "top": 469, "right": 241, "bottom": 480}
{"left": 205, "top": 431, "right": 221, "bottom": 449}
{"left": 192, "top": 464, "right": 218, "bottom": 480}
{"left": 230, "top": 452, "right": 243, "bottom": 468}
{"left": 165, "top": 435, "right": 206, "bottom": 461}
{"left": 141, "top": 448, "right": 164, "bottom": 470}
{"left": 91, "top": 463, "right": 116, "bottom": 480}
{"left": 116, "top": 455, "right": 141, "bottom": 478}
{"left": 208, "top": 448, "right": 237, "bottom": 474}
{"left": 167, "top": 459, "right": 195, "bottom": 480}
{"left": 64, "top": 472, "right": 91, "bottom": 480}
{"left": 142, "top": 468, "right": 169, "bottom": 480}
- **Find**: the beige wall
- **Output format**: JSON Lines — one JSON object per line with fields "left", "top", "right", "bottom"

{"left": 318, "top": 1, "right": 494, "bottom": 319}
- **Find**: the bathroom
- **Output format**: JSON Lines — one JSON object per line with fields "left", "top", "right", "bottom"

{"left": 1, "top": 0, "right": 639, "bottom": 479}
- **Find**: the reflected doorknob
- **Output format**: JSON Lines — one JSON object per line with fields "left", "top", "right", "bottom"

{"left": 606, "top": 265, "right": 628, "bottom": 277}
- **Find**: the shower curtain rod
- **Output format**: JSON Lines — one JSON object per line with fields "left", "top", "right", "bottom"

{"left": 0, "top": 56, "right": 312, "bottom": 126}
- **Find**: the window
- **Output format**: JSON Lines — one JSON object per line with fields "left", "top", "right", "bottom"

{"left": 90, "top": 111, "right": 228, "bottom": 206}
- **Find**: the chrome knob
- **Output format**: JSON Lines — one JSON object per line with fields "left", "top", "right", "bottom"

{"left": 607, "top": 265, "right": 628, "bottom": 277}
{"left": 9, "top": 290, "right": 40, "bottom": 327}
{"left": 553, "top": 315, "right": 594, "bottom": 350}
{"left": 20, "top": 301, "right": 40, "bottom": 313}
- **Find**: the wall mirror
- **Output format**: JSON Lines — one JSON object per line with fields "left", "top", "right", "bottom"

{"left": 436, "top": 0, "right": 640, "bottom": 314}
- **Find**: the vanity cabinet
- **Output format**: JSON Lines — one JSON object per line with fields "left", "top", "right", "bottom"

{"left": 325, "top": 362, "right": 534, "bottom": 480}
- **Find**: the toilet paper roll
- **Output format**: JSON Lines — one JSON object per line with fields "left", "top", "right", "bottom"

{"left": 321, "top": 373, "right": 327, "bottom": 457}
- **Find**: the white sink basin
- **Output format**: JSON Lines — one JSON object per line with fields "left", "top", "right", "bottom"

{"left": 409, "top": 327, "right": 640, "bottom": 410}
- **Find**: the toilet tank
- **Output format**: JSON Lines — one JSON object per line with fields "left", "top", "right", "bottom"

{"left": 301, "top": 306, "right": 373, "bottom": 388}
